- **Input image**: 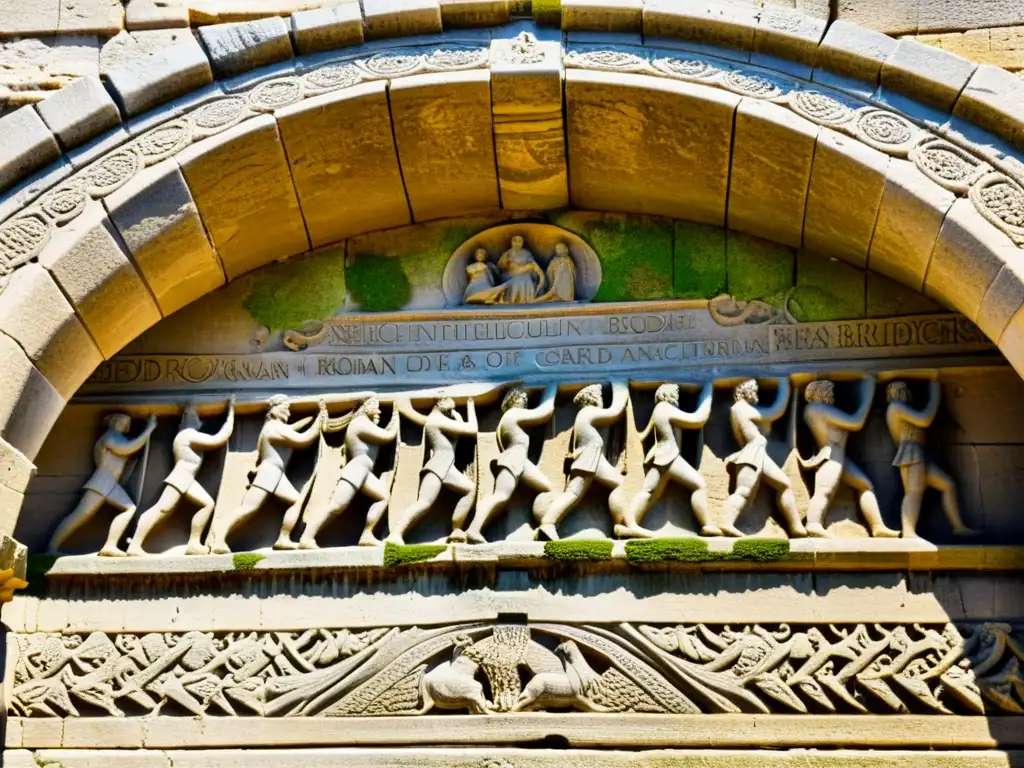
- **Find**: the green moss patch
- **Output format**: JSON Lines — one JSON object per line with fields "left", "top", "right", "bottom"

{"left": 726, "top": 231, "right": 794, "bottom": 306}
{"left": 789, "top": 250, "right": 865, "bottom": 322}
{"left": 345, "top": 253, "right": 412, "bottom": 312}
{"left": 866, "top": 272, "right": 945, "bottom": 318}
{"left": 624, "top": 538, "right": 711, "bottom": 563}
{"left": 544, "top": 539, "right": 613, "bottom": 562}
{"left": 731, "top": 539, "right": 790, "bottom": 562}
{"left": 232, "top": 552, "right": 266, "bottom": 571}
{"left": 674, "top": 222, "right": 727, "bottom": 299}
{"left": 533, "top": 0, "right": 561, "bottom": 25}
{"left": 384, "top": 542, "right": 447, "bottom": 566}
{"left": 243, "top": 248, "right": 347, "bottom": 330}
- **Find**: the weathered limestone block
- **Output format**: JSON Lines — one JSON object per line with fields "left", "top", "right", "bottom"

{"left": 882, "top": 39, "right": 978, "bottom": 112}
{"left": 363, "top": 0, "right": 443, "bottom": 40}
{"left": 814, "top": 19, "right": 898, "bottom": 84}
{"left": 104, "top": 31, "right": 213, "bottom": 116}
{"left": 0, "top": 0, "right": 61, "bottom": 36}
{"left": 566, "top": 70, "right": 738, "bottom": 225}
{"left": 727, "top": 98, "right": 817, "bottom": 248}
{"left": 925, "top": 197, "right": 1016, "bottom": 321}
{"left": 954, "top": 65, "right": 1024, "bottom": 149}
{"left": 561, "top": 0, "right": 642, "bottom": 32}
{"left": 803, "top": 127, "right": 889, "bottom": 268}
{"left": 0, "top": 332, "right": 65, "bottom": 461}
{"left": 34, "top": 75, "right": 121, "bottom": 151}
{"left": 290, "top": 3, "right": 363, "bottom": 54}
{"left": 198, "top": 18, "right": 294, "bottom": 79}
{"left": 100, "top": 29, "right": 182, "bottom": 72}
{"left": 868, "top": 158, "right": 955, "bottom": 292}
{"left": 0, "top": 36, "right": 100, "bottom": 109}
{"left": 439, "top": 0, "right": 510, "bottom": 27}
{"left": 0, "top": 263, "right": 103, "bottom": 400}
{"left": 178, "top": 113, "right": 310, "bottom": 279}
{"left": 58, "top": 0, "right": 124, "bottom": 35}
{"left": 835, "top": 0, "right": 918, "bottom": 36}
{"left": 0, "top": 436, "right": 36, "bottom": 496}
{"left": 125, "top": 0, "right": 190, "bottom": 29}
{"left": 104, "top": 158, "right": 225, "bottom": 315}
{"left": 919, "top": 0, "right": 1024, "bottom": 34}
{"left": 389, "top": 70, "right": 499, "bottom": 222}
{"left": 37, "top": 203, "right": 162, "bottom": 358}
{"left": 490, "top": 35, "right": 567, "bottom": 211}
{"left": 753, "top": 4, "right": 826, "bottom": 65}
{"left": 0, "top": 108, "right": 61, "bottom": 194}
{"left": 995, "top": 300, "right": 1024, "bottom": 376}
{"left": 978, "top": 256, "right": 1024, "bottom": 342}
{"left": 276, "top": 81, "right": 411, "bottom": 247}
{"left": 643, "top": 0, "right": 759, "bottom": 52}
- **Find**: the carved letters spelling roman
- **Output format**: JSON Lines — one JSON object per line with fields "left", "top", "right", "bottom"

{"left": 51, "top": 374, "right": 979, "bottom": 556}
{"left": 10, "top": 622, "right": 1024, "bottom": 719}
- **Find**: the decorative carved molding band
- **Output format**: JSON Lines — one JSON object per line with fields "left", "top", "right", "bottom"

{"left": 10, "top": 622, "right": 1024, "bottom": 720}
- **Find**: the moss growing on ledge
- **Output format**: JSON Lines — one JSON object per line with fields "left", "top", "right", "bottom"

{"left": 243, "top": 247, "right": 347, "bottom": 331}
{"left": 384, "top": 542, "right": 447, "bottom": 566}
{"left": 544, "top": 539, "right": 614, "bottom": 562}
{"left": 732, "top": 539, "right": 791, "bottom": 562}
{"left": 624, "top": 538, "right": 712, "bottom": 563}
{"left": 232, "top": 552, "right": 266, "bottom": 571}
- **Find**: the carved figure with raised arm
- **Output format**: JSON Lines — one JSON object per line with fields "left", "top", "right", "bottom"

{"left": 128, "top": 397, "right": 236, "bottom": 556}
{"left": 49, "top": 412, "right": 158, "bottom": 557}
{"left": 619, "top": 382, "right": 717, "bottom": 539}
{"left": 534, "top": 382, "right": 628, "bottom": 541}
{"left": 720, "top": 378, "right": 806, "bottom": 538}
{"left": 886, "top": 378, "right": 981, "bottom": 539}
{"left": 297, "top": 396, "right": 399, "bottom": 549}
{"left": 205, "top": 395, "right": 326, "bottom": 554}
{"left": 800, "top": 376, "right": 899, "bottom": 538}
{"left": 388, "top": 395, "right": 478, "bottom": 545}
{"left": 466, "top": 383, "right": 557, "bottom": 544}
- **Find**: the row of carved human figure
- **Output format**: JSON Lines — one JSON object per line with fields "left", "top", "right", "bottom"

{"left": 48, "top": 373, "right": 979, "bottom": 557}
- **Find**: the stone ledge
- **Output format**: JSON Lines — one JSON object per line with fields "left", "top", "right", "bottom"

{"left": 8, "top": 714, "right": 1023, "bottom": 750}
{"left": 35, "top": 541, "right": 1024, "bottom": 578}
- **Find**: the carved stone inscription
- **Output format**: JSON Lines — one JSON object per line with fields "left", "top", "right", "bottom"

{"left": 84, "top": 307, "right": 992, "bottom": 394}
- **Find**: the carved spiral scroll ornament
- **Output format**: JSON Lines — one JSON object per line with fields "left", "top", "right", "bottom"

{"left": 248, "top": 77, "right": 305, "bottom": 112}
{"left": 910, "top": 137, "right": 992, "bottom": 195}
{"left": 971, "top": 172, "right": 1024, "bottom": 245}
{"left": 790, "top": 90, "right": 855, "bottom": 127}
{"left": 856, "top": 109, "right": 917, "bottom": 155}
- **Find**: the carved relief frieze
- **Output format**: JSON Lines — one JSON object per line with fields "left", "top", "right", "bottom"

{"left": 9, "top": 622, "right": 1024, "bottom": 719}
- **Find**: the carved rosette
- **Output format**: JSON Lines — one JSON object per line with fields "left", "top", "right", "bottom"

{"left": 970, "top": 172, "right": 1024, "bottom": 245}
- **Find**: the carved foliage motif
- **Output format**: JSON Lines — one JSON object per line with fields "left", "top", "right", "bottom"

{"left": 10, "top": 622, "right": 1023, "bottom": 719}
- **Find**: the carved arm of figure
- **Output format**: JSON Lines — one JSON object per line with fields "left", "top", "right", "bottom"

{"left": 445, "top": 398, "right": 478, "bottom": 437}
{"left": 818, "top": 373, "right": 877, "bottom": 431}
{"left": 672, "top": 382, "right": 714, "bottom": 429}
{"left": 279, "top": 401, "right": 327, "bottom": 448}
{"left": 894, "top": 380, "right": 942, "bottom": 429}
{"left": 755, "top": 377, "right": 791, "bottom": 424}
{"left": 192, "top": 396, "right": 235, "bottom": 450}
{"left": 521, "top": 382, "right": 558, "bottom": 426}
{"left": 363, "top": 412, "right": 400, "bottom": 445}
{"left": 111, "top": 414, "right": 158, "bottom": 456}
{"left": 397, "top": 399, "right": 429, "bottom": 428}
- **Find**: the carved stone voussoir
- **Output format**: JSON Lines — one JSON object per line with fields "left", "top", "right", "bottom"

{"left": 9, "top": 621, "right": 1024, "bottom": 719}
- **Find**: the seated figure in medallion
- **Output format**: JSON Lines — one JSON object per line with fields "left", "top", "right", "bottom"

{"left": 497, "top": 235, "right": 547, "bottom": 304}
{"left": 463, "top": 248, "right": 501, "bottom": 304}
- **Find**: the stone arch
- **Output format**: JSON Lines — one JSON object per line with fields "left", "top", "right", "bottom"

{"left": 1, "top": 4, "right": 1024, "bottom": 543}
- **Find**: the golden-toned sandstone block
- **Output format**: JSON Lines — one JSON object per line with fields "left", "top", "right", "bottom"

{"left": 814, "top": 19, "right": 898, "bottom": 84}
{"left": 803, "top": 127, "right": 889, "bottom": 268}
{"left": 0, "top": 436, "right": 36, "bottom": 496}
{"left": 566, "top": 70, "right": 738, "bottom": 225}
{"left": 490, "top": 36, "right": 568, "bottom": 211}
{"left": 37, "top": 202, "right": 162, "bottom": 359}
{"left": 561, "top": 0, "right": 642, "bottom": 32}
{"left": 0, "top": 263, "right": 103, "bottom": 400}
{"left": 978, "top": 257, "right": 1024, "bottom": 342}
{"left": 389, "top": 70, "right": 499, "bottom": 222}
{"left": 955, "top": 64, "right": 1024, "bottom": 149}
{"left": 363, "top": 0, "right": 442, "bottom": 39}
{"left": 994, "top": 301, "right": 1024, "bottom": 377}
{"left": 728, "top": 98, "right": 817, "bottom": 248}
{"left": 868, "top": 158, "right": 955, "bottom": 292}
{"left": 439, "top": 0, "right": 510, "bottom": 27}
{"left": 277, "top": 81, "right": 411, "bottom": 247}
{"left": 882, "top": 39, "right": 978, "bottom": 112}
{"left": 643, "top": 0, "right": 758, "bottom": 52}
{"left": 753, "top": 4, "right": 826, "bottom": 65}
{"left": 925, "top": 197, "right": 1016, "bottom": 322}
{"left": 104, "top": 158, "right": 225, "bottom": 315}
{"left": 0, "top": 333, "right": 64, "bottom": 461}
{"left": 178, "top": 113, "right": 310, "bottom": 279}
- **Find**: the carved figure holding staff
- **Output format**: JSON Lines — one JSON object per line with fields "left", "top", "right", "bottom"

{"left": 886, "top": 378, "right": 980, "bottom": 539}
{"left": 466, "top": 383, "right": 557, "bottom": 544}
{"left": 388, "top": 395, "right": 478, "bottom": 545}
{"left": 720, "top": 378, "right": 806, "bottom": 538}
{"left": 205, "top": 395, "right": 326, "bottom": 554}
{"left": 800, "top": 376, "right": 899, "bottom": 538}
{"left": 620, "top": 382, "right": 717, "bottom": 538}
{"left": 297, "top": 396, "right": 399, "bottom": 549}
{"left": 534, "top": 382, "right": 628, "bottom": 541}
{"left": 49, "top": 412, "right": 158, "bottom": 556}
{"left": 128, "top": 397, "right": 236, "bottom": 556}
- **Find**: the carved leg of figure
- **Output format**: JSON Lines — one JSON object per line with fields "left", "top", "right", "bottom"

{"left": 927, "top": 463, "right": 981, "bottom": 536}
{"left": 358, "top": 473, "right": 391, "bottom": 546}
{"left": 537, "top": 474, "right": 591, "bottom": 541}
{"left": 274, "top": 491, "right": 310, "bottom": 551}
{"left": 669, "top": 458, "right": 720, "bottom": 536}
{"left": 762, "top": 458, "right": 806, "bottom": 537}
{"left": 299, "top": 481, "right": 358, "bottom": 550}
{"left": 48, "top": 490, "right": 108, "bottom": 554}
{"left": 899, "top": 464, "right": 926, "bottom": 538}
{"left": 206, "top": 487, "right": 268, "bottom": 554}
{"left": 719, "top": 466, "right": 760, "bottom": 537}
{"left": 183, "top": 484, "right": 218, "bottom": 555}
{"left": 126, "top": 486, "right": 181, "bottom": 556}
{"left": 446, "top": 469, "right": 477, "bottom": 542}
{"left": 389, "top": 474, "right": 443, "bottom": 545}
{"left": 805, "top": 459, "right": 842, "bottom": 537}
{"left": 467, "top": 469, "right": 518, "bottom": 544}
{"left": 616, "top": 468, "right": 666, "bottom": 538}
{"left": 843, "top": 461, "right": 899, "bottom": 538}
{"left": 100, "top": 490, "right": 138, "bottom": 558}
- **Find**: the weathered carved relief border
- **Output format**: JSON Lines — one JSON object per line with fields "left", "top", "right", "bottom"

{"left": 9, "top": 622, "right": 1024, "bottom": 720}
